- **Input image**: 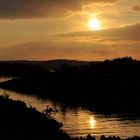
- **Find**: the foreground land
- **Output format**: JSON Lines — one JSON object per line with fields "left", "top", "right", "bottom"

{"left": 0, "top": 95, "right": 140, "bottom": 140}
{"left": 0, "top": 95, "right": 71, "bottom": 140}
{"left": 0, "top": 57, "right": 140, "bottom": 115}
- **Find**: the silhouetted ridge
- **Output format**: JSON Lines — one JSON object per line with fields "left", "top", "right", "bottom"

{"left": 0, "top": 59, "right": 89, "bottom": 72}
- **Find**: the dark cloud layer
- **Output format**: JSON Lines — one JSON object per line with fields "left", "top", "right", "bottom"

{"left": 0, "top": 0, "right": 117, "bottom": 18}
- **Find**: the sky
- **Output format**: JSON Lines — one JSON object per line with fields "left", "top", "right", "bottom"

{"left": 0, "top": 0, "right": 140, "bottom": 60}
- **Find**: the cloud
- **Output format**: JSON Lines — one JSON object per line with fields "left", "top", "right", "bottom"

{"left": 1, "top": 38, "right": 140, "bottom": 61}
{"left": 132, "top": 5, "right": 140, "bottom": 12}
{"left": 60, "top": 24, "right": 140, "bottom": 40}
{"left": 0, "top": 23, "right": 140, "bottom": 61}
{"left": 0, "top": 0, "right": 117, "bottom": 19}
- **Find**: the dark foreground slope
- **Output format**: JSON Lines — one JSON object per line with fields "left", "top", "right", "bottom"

{"left": 0, "top": 57, "right": 140, "bottom": 114}
{"left": 0, "top": 95, "right": 71, "bottom": 140}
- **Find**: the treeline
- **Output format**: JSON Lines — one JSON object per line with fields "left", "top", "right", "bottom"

{"left": 0, "top": 57, "right": 140, "bottom": 114}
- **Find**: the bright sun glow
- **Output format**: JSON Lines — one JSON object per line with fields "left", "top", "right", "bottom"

{"left": 89, "top": 117, "right": 96, "bottom": 129}
{"left": 88, "top": 18, "right": 101, "bottom": 30}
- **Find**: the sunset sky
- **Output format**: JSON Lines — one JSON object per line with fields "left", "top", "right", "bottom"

{"left": 0, "top": 0, "right": 140, "bottom": 60}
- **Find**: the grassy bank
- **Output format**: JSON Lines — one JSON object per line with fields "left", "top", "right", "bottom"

{"left": 0, "top": 95, "right": 71, "bottom": 140}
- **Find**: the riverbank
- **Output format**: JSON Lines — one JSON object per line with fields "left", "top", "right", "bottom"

{"left": 0, "top": 95, "right": 71, "bottom": 140}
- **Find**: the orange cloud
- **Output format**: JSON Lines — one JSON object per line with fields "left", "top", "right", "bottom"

{"left": 0, "top": 24, "right": 140, "bottom": 61}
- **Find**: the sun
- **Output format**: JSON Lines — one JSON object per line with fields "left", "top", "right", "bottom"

{"left": 88, "top": 18, "right": 101, "bottom": 30}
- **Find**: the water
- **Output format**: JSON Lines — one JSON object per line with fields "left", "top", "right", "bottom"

{"left": 0, "top": 77, "right": 13, "bottom": 82}
{"left": 0, "top": 78, "right": 140, "bottom": 139}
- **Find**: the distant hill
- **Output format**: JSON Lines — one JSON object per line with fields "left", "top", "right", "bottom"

{"left": 0, "top": 59, "right": 91, "bottom": 70}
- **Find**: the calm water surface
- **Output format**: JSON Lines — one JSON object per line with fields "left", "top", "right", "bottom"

{"left": 0, "top": 78, "right": 140, "bottom": 139}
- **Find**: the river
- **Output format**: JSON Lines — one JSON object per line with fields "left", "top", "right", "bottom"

{"left": 0, "top": 77, "right": 140, "bottom": 139}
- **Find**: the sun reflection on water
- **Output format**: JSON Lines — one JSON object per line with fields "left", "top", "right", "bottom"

{"left": 89, "top": 116, "right": 96, "bottom": 129}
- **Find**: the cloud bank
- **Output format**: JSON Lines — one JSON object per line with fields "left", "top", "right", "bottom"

{"left": 0, "top": 24, "right": 140, "bottom": 61}
{"left": 0, "top": 0, "right": 117, "bottom": 18}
